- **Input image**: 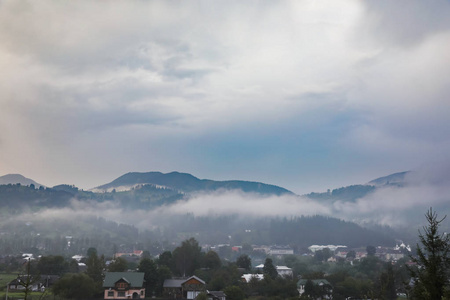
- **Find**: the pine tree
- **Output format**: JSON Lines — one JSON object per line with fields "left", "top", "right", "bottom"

{"left": 263, "top": 258, "right": 278, "bottom": 279}
{"left": 409, "top": 208, "right": 450, "bottom": 299}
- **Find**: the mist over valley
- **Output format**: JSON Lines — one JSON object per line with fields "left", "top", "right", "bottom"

{"left": 1, "top": 165, "right": 449, "bottom": 257}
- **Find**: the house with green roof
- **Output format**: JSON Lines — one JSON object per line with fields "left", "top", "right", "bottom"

{"left": 297, "top": 279, "right": 332, "bottom": 299}
{"left": 103, "top": 272, "right": 145, "bottom": 299}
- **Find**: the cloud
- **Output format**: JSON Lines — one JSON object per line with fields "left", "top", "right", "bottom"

{"left": 0, "top": 0, "right": 449, "bottom": 195}
{"left": 360, "top": 0, "right": 450, "bottom": 47}
{"left": 3, "top": 159, "right": 450, "bottom": 232}
{"left": 328, "top": 162, "right": 450, "bottom": 227}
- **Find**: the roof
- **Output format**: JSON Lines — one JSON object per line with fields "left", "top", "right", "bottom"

{"left": 9, "top": 275, "right": 59, "bottom": 286}
{"left": 276, "top": 266, "right": 291, "bottom": 270}
{"left": 103, "top": 272, "right": 144, "bottom": 288}
{"left": 241, "top": 274, "right": 264, "bottom": 283}
{"left": 207, "top": 291, "right": 227, "bottom": 297}
{"left": 297, "top": 279, "right": 331, "bottom": 287}
{"left": 163, "top": 278, "right": 186, "bottom": 288}
{"left": 255, "top": 264, "right": 292, "bottom": 270}
{"left": 163, "top": 276, "right": 205, "bottom": 288}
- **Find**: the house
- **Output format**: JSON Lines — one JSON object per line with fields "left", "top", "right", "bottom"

{"left": 8, "top": 275, "right": 59, "bottom": 292}
{"left": 254, "top": 264, "right": 293, "bottom": 278}
{"left": 275, "top": 266, "right": 293, "bottom": 278}
{"left": 103, "top": 272, "right": 145, "bottom": 299}
{"left": 241, "top": 274, "right": 264, "bottom": 283}
{"left": 207, "top": 290, "right": 226, "bottom": 300}
{"left": 297, "top": 279, "right": 332, "bottom": 299}
{"left": 163, "top": 275, "right": 206, "bottom": 299}
{"left": 269, "top": 246, "right": 294, "bottom": 256}
{"left": 115, "top": 250, "right": 143, "bottom": 258}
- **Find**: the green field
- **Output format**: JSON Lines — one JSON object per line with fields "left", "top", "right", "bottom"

{"left": 0, "top": 273, "right": 18, "bottom": 291}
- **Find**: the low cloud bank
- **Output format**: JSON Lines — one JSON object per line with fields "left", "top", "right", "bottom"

{"left": 2, "top": 163, "right": 449, "bottom": 231}
{"left": 330, "top": 162, "right": 450, "bottom": 227}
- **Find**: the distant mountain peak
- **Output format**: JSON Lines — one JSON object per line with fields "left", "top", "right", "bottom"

{"left": 0, "top": 173, "right": 44, "bottom": 187}
{"left": 92, "top": 171, "right": 293, "bottom": 195}
{"left": 367, "top": 171, "right": 410, "bottom": 187}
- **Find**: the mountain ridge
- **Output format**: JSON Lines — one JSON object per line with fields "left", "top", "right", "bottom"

{"left": 0, "top": 173, "right": 44, "bottom": 187}
{"left": 92, "top": 171, "right": 294, "bottom": 195}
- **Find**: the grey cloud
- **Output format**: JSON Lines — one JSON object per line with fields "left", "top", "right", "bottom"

{"left": 361, "top": 0, "right": 450, "bottom": 47}
{"left": 329, "top": 162, "right": 450, "bottom": 227}
{"left": 0, "top": 0, "right": 449, "bottom": 194}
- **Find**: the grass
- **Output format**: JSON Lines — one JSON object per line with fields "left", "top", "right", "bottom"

{"left": 0, "top": 273, "right": 18, "bottom": 291}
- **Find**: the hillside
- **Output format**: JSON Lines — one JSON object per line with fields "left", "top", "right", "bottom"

{"left": 305, "top": 171, "right": 411, "bottom": 202}
{"left": 92, "top": 171, "right": 293, "bottom": 195}
{"left": 0, "top": 184, "right": 73, "bottom": 210}
{"left": 367, "top": 171, "right": 409, "bottom": 187}
{"left": 0, "top": 170, "right": 418, "bottom": 252}
{"left": 0, "top": 174, "right": 44, "bottom": 187}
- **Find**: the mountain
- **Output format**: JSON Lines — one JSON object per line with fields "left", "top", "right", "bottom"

{"left": 0, "top": 174, "right": 44, "bottom": 187}
{"left": 367, "top": 171, "right": 410, "bottom": 187}
{"left": 305, "top": 171, "right": 411, "bottom": 202}
{"left": 92, "top": 171, "right": 293, "bottom": 195}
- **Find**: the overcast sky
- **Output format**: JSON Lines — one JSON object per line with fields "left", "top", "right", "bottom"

{"left": 1, "top": 0, "right": 450, "bottom": 194}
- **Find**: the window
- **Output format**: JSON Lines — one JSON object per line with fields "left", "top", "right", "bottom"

{"left": 187, "top": 291, "right": 200, "bottom": 299}
{"left": 118, "top": 291, "right": 125, "bottom": 297}
{"left": 116, "top": 282, "right": 128, "bottom": 289}
{"left": 107, "top": 291, "right": 114, "bottom": 297}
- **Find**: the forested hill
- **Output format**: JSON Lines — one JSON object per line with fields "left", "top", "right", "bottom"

{"left": 305, "top": 171, "right": 410, "bottom": 202}
{"left": 92, "top": 171, "right": 293, "bottom": 195}
{"left": 0, "top": 173, "right": 43, "bottom": 187}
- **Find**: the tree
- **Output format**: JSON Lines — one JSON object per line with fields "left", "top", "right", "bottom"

{"left": 52, "top": 273, "right": 96, "bottom": 299}
{"left": 158, "top": 251, "right": 174, "bottom": 269}
{"left": 138, "top": 258, "right": 158, "bottom": 296}
{"left": 409, "top": 208, "right": 450, "bottom": 300}
{"left": 236, "top": 254, "right": 252, "bottom": 271}
{"left": 86, "top": 247, "right": 97, "bottom": 258}
{"left": 195, "top": 292, "right": 208, "bottom": 300}
{"left": 367, "top": 245, "right": 376, "bottom": 256}
{"left": 223, "top": 285, "right": 245, "bottom": 300}
{"left": 263, "top": 258, "right": 278, "bottom": 279}
{"left": 85, "top": 250, "right": 104, "bottom": 293}
{"left": 108, "top": 257, "right": 128, "bottom": 272}
{"left": 156, "top": 265, "right": 172, "bottom": 296}
{"left": 204, "top": 250, "right": 221, "bottom": 270}
{"left": 378, "top": 263, "right": 396, "bottom": 300}
{"left": 303, "top": 279, "right": 317, "bottom": 299}
{"left": 37, "top": 255, "right": 70, "bottom": 275}
{"left": 17, "top": 258, "right": 39, "bottom": 300}
{"left": 346, "top": 250, "right": 356, "bottom": 259}
{"left": 172, "top": 238, "right": 203, "bottom": 276}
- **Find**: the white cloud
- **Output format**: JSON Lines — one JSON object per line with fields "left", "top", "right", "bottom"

{"left": 0, "top": 0, "right": 449, "bottom": 193}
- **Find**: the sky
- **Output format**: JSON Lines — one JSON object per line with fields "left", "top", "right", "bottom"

{"left": 1, "top": 0, "right": 450, "bottom": 194}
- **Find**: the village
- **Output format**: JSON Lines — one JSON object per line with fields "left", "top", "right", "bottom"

{"left": 0, "top": 239, "right": 414, "bottom": 299}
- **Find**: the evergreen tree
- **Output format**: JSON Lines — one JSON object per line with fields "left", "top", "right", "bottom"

{"left": 236, "top": 254, "right": 252, "bottom": 271}
{"left": 378, "top": 263, "right": 396, "bottom": 300}
{"left": 85, "top": 250, "right": 104, "bottom": 293}
{"left": 409, "top": 208, "right": 450, "bottom": 300}
{"left": 138, "top": 258, "right": 158, "bottom": 297}
{"left": 263, "top": 258, "right": 278, "bottom": 279}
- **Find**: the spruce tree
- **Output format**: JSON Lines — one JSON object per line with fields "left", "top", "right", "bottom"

{"left": 409, "top": 208, "right": 450, "bottom": 299}
{"left": 263, "top": 258, "right": 278, "bottom": 279}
